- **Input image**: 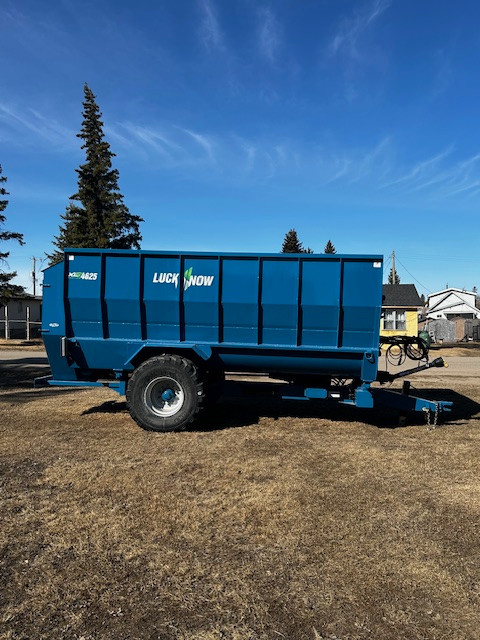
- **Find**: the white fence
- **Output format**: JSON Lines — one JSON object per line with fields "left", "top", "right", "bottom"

{"left": 1, "top": 306, "right": 42, "bottom": 340}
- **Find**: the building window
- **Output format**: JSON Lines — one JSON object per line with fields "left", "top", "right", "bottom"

{"left": 383, "top": 309, "right": 406, "bottom": 331}
{"left": 18, "top": 301, "right": 23, "bottom": 313}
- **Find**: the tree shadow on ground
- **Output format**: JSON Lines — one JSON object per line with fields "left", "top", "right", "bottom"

{"left": 80, "top": 387, "right": 480, "bottom": 432}
{"left": 0, "top": 357, "right": 48, "bottom": 366}
{"left": 0, "top": 387, "right": 84, "bottom": 404}
{"left": 0, "top": 363, "right": 84, "bottom": 401}
{"left": 0, "top": 362, "right": 50, "bottom": 389}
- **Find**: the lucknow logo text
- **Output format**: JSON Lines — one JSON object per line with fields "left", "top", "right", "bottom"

{"left": 152, "top": 268, "right": 215, "bottom": 290}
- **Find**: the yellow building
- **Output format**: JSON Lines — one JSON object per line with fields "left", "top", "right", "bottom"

{"left": 380, "top": 284, "right": 423, "bottom": 337}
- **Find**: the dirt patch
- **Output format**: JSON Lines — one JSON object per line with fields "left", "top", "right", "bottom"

{"left": 1, "top": 359, "right": 480, "bottom": 639}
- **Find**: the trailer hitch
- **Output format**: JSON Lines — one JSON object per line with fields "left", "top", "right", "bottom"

{"left": 377, "top": 357, "right": 447, "bottom": 384}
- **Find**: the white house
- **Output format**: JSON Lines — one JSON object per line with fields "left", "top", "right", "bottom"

{"left": 426, "top": 288, "right": 480, "bottom": 321}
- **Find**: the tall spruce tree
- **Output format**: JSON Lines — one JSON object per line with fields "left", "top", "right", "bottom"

{"left": 324, "top": 240, "right": 336, "bottom": 254}
{"left": 388, "top": 265, "right": 400, "bottom": 284}
{"left": 281, "top": 228, "right": 304, "bottom": 253}
{"left": 49, "top": 84, "right": 142, "bottom": 263}
{"left": 1, "top": 165, "right": 25, "bottom": 303}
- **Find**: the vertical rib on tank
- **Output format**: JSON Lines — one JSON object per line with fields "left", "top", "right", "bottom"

{"left": 41, "top": 250, "right": 383, "bottom": 384}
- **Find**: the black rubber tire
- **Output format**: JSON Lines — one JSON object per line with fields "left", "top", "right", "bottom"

{"left": 126, "top": 355, "right": 204, "bottom": 432}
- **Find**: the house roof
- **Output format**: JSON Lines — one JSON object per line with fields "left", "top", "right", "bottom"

{"left": 382, "top": 284, "right": 422, "bottom": 308}
{"left": 428, "top": 287, "right": 476, "bottom": 299}
{"left": 7, "top": 294, "right": 42, "bottom": 301}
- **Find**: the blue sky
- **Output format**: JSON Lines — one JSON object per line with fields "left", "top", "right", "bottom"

{"left": 1, "top": 0, "right": 479, "bottom": 296}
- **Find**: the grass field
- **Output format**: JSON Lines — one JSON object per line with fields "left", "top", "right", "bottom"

{"left": 1, "top": 354, "right": 480, "bottom": 640}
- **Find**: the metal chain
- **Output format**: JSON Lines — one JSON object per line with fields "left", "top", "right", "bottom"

{"left": 423, "top": 402, "right": 439, "bottom": 430}
{"left": 423, "top": 407, "right": 430, "bottom": 428}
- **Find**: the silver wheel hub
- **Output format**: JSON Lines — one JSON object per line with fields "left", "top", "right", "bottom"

{"left": 144, "top": 376, "right": 185, "bottom": 417}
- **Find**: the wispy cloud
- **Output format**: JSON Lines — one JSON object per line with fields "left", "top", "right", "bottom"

{"left": 321, "top": 136, "right": 392, "bottom": 185}
{"left": 198, "top": 0, "right": 224, "bottom": 51}
{"left": 110, "top": 122, "right": 218, "bottom": 168}
{"left": 430, "top": 49, "right": 454, "bottom": 99}
{"left": 115, "top": 122, "right": 183, "bottom": 161}
{"left": 352, "top": 136, "right": 392, "bottom": 182}
{"left": 381, "top": 147, "right": 453, "bottom": 189}
{"left": 329, "top": 0, "right": 391, "bottom": 60}
{"left": 378, "top": 147, "right": 480, "bottom": 198}
{"left": 109, "top": 120, "right": 396, "bottom": 187}
{"left": 422, "top": 153, "right": 480, "bottom": 197}
{"left": 7, "top": 99, "right": 480, "bottom": 203}
{"left": 0, "top": 103, "right": 75, "bottom": 148}
{"left": 1, "top": 5, "right": 26, "bottom": 24}
{"left": 444, "top": 155, "right": 480, "bottom": 195}
{"left": 180, "top": 127, "right": 216, "bottom": 162}
{"left": 323, "top": 158, "right": 353, "bottom": 185}
{"left": 242, "top": 142, "right": 256, "bottom": 173}
{"left": 0, "top": 3, "right": 77, "bottom": 63}
{"left": 257, "top": 7, "right": 281, "bottom": 63}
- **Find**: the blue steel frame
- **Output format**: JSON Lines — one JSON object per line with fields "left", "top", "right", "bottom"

{"left": 33, "top": 375, "right": 452, "bottom": 417}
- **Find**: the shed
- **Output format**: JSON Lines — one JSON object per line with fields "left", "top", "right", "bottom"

{"left": 0, "top": 293, "right": 42, "bottom": 339}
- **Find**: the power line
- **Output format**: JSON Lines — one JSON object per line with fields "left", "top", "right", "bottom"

{"left": 383, "top": 255, "right": 391, "bottom": 279}
{"left": 395, "top": 255, "right": 433, "bottom": 293}
{"left": 391, "top": 255, "right": 477, "bottom": 263}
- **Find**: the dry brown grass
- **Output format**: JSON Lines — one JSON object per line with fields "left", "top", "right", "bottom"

{"left": 430, "top": 344, "right": 480, "bottom": 358}
{"left": 1, "top": 358, "right": 480, "bottom": 640}
{"left": 0, "top": 340, "right": 44, "bottom": 351}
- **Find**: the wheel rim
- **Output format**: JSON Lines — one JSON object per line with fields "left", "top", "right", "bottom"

{"left": 144, "top": 376, "right": 185, "bottom": 417}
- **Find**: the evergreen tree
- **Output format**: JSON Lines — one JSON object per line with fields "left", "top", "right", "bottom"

{"left": 0, "top": 165, "right": 25, "bottom": 303}
{"left": 324, "top": 240, "right": 336, "bottom": 254}
{"left": 49, "top": 84, "right": 143, "bottom": 263}
{"left": 281, "top": 228, "right": 304, "bottom": 253}
{"left": 388, "top": 266, "right": 400, "bottom": 284}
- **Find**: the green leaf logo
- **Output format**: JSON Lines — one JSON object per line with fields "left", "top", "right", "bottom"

{"left": 184, "top": 267, "right": 193, "bottom": 281}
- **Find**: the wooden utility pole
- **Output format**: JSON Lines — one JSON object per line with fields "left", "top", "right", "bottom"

{"left": 32, "top": 257, "right": 37, "bottom": 296}
{"left": 391, "top": 250, "right": 399, "bottom": 284}
{"left": 31, "top": 256, "right": 45, "bottom": 296}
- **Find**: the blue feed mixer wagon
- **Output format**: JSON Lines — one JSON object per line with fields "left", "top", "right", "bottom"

{"left": 37, "top": 249, "right": 452, "bottom": 431}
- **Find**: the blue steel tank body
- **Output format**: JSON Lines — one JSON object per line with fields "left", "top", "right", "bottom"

{"left": 42, "top": 248, "right": 384, "bottom": 385}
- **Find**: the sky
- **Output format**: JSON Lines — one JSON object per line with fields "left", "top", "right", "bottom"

{"left": 1, "top": 0, "right": 479, "bottom": 297}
